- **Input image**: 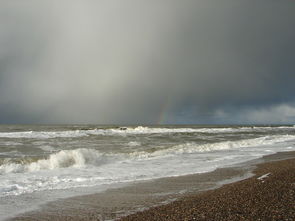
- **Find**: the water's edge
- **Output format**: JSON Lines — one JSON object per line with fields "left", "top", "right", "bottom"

{"left": 7, "top": 151, "right": 295, "bottom": 221}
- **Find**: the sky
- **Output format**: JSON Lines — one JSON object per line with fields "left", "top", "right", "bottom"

{"left": 0, "top": 0, "right": 295, "bottom": 125}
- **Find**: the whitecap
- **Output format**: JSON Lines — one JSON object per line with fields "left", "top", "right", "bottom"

{"left": 0, "top": 148, "right": 106, "bottom": 174}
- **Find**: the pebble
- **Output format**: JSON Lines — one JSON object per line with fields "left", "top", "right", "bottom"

{"left": 120, "top": 158, "right": 295, "bottom": 221}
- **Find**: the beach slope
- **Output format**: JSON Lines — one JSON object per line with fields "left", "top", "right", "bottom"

{"left": 121, "top": 158, "right": 295, "bottom": 221}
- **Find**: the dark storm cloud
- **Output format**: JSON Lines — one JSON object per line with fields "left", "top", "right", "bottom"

{"left": 0, "top": 0, "right": 295, "bottom": 124}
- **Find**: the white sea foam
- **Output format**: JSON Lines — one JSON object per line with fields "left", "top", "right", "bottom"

{"left": 0, "top": 149, "right": 105, "bottom": 174}
{"left": 106, "top": 126, "right": 236, "bottom": 134}
{"left": 0, "top": 151, "right": 22, "bottom": 157}
{"left": 0, "top": 141, "right": 23, "bottom": 146}
{"left": 0, "top": 130, "right": 89, "bottom": 139}
{"left": 127, "top": 141, "right": 141, "bottom": 147}
{"left": 127, "top": 134, "right": 295, "bottom": 159}
{"left": 2, "top": 134, "right": 295, "bottom": 175}
{"left": 38, "top": 145, "right": 55, "bottom": 152}
{"left": 91, "top": 125, "right": 295, "bottom": 135}
{"left": 0, "top": 125, "right": 294, "bottom": 139}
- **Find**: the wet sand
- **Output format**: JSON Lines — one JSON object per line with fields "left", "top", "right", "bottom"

{"left": 8, "top": 151, "right": 295, "bottom": 221}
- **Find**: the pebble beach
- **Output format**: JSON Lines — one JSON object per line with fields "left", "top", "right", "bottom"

{"left": 121, "top": 157, "right": 295, "bottom": 221}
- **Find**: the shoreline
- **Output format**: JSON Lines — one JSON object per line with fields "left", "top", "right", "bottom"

{"left": 7, "top": 151, "right": 295, "bottom": 221}
{"left": 121, "top": 153, "right": 295, "bottom": 221}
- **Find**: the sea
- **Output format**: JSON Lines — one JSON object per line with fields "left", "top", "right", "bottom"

{"left": 0, "top": 124, "right": 295, "bottom": 219}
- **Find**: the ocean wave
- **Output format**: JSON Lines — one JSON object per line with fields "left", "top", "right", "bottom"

{"left": 90, "top": 125, "right": 295, "bottom": 135}
{"left": 0, "top": 126, "right": 294, "bottom": 139}
{"left": 2, "top": 134, "right": 295, "bottom": 174}
{"left": 0, "top": 130, "right": 89, "bottom": 139}
{"left": 127, "top": 134, "right": 295, "bottom": 159}
{"left": 0, "top": 148, "right": 105, "bottom": 174}
{"left": 127, "top": 141, "right": 141, "bottom": 147}
{"left": 106, "top": 126, "right": 260, "bottom": 134}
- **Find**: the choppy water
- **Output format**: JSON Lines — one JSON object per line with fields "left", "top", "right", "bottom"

{"left": 0, "top": 124, "right": 295, "bottom": 219}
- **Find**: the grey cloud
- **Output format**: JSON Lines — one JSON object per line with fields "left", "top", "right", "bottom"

{"left": 0, "top": 0, "right": 295, "bottom": 124}
{"left": 211, "top": 103, "right": 295, "bottom": 124}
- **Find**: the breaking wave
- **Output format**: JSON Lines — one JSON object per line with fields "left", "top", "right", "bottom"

{"left": 0, "top": 125, "right": 294, "bottom": 139}
{"left": 149, "top": 134, "right": 295, "bottom": 156}
{"left": 127, "top": 134, "right": 295, "bottom": 159}
{"left": 1, "top": 134, "right": 295, "bottom": 174}
{"left": 0, "top": 149, "right": 104, "bottom": 174}
{"left": 104, "top": 125, "right": 295, "bottom": 135}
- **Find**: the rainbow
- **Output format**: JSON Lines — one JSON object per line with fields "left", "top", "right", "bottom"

{"left": 156, "top": 99, "right": 171, "bottom": 125}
